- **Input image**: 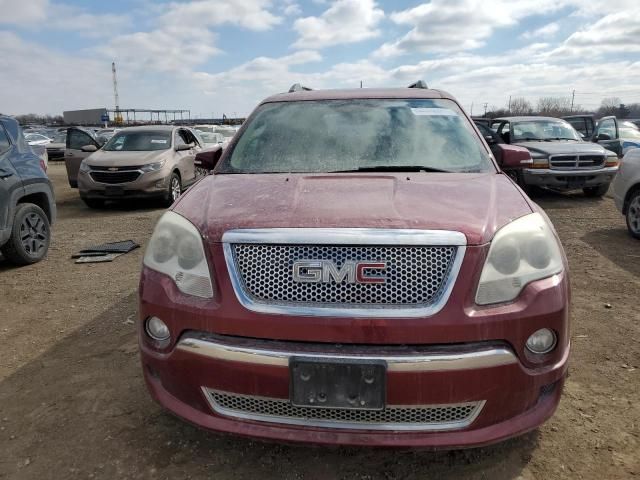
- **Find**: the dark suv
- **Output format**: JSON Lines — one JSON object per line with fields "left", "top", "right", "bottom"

{"left": 0, "top": 116, "right": 56, "bottom": 265}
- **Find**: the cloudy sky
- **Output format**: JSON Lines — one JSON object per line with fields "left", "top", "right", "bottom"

{"left": 1, "top": 0, "right": 639, "bottom": 117}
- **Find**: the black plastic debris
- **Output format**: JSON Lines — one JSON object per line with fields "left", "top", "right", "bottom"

{"left": 73, "top": 240, "right": 140, "bottom": 263}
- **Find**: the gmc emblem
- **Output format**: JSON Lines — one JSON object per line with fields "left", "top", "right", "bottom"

{"left": 292, "top": 260, "right": 387, "bottom": 284}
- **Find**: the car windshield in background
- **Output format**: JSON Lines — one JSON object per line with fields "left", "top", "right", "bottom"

{"left": 51, "top": 132, "right": 66, "bottom": 143}
{"left": 512, "top": 120, "right": 580, "bottom": 142}
{"left": 103, "top": 131, "right": 171, "bottom": 151}
{"left": 199, "top": 132, "right": 224, "bottom": 143}
{"left": 620, "top": 123, "right": 640, "bottom": 140}
{"left": 221, "top": 99, "right": 492, "bottom": 174}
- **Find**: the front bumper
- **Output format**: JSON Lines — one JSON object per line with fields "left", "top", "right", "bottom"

{"left": 139, "top": 267, "right": 570, "bottom": 448}
{"left": 522, "top": 166, "right": 618, "bottom": 189}
{"left": 78, "top": 168, "right": 169, "bottom": 200}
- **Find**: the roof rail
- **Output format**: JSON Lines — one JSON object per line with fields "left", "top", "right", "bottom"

{"left": 407, "top": 80, "right": 428, "bottom": 89}
{"left": 288, "top": 83, "right": 313, "bottom": 93}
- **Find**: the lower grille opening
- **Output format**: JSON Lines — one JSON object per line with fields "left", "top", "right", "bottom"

{"left": 203, "top": 388, "right": 485, "bottom": 431}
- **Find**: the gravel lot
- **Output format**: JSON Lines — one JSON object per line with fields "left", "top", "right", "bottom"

{"left": 1, "top": 162, "right": 639, "bottom": 479}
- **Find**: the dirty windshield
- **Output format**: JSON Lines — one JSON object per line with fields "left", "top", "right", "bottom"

{"left": 221, "top": 99, "right": 492, "bottom": 173}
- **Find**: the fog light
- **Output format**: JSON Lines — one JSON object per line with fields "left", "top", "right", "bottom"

{"left": 145, "top": 316, "right": 170, "bottom": 341}
{"left": 526, "top": 328, "right": 556, "bottom": 354}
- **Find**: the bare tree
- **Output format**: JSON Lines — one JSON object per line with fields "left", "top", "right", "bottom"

{"left": 536, "top": 97, "right": 573, "bottom": 117}
{"left": 598, "top": 97, "right": 621, "bottom": 117}
{"left": 509, "top": 97, "right": 534, "bottom": 115}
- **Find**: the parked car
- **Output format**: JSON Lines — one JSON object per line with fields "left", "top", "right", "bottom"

{"left": 612, "top": 148, "right": 640, "bottom": 238}
{"left": 592, "top": 117, "right": 640, "bottom": 157}
{"left": 562, "top": 115, "right": 596, "bottom": 139}
{"left": 95, "top": 128, "right": 119, "bottom": 144}
{"left": 46, "top": 131, "right": 67, "bottom": 161}
{"left": 138, "top": 83, "right": 570, "bottom": 448}
{"left": 491, "top": 116, "right": 618, "bottom": 196}
{"left": 24, "top": 133, "right": 52, "bottom": 146}
{"left": 193, "top": 130, "right": 225, "bottom": 148}
{"left": 63, "top": 127, "right": 105, "bottom": 187}
{"left": 77, "top": 125, "right": 202, "bottom": 208}
{"left": 0, "top": 116, "right": 56, "bottom": 265}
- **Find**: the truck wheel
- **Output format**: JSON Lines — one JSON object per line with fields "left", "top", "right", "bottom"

{"left": 1, "top": 203, "right": 51, "bottom": 265}
{"left": 82, "top": 198, "right": 105, "bottom": 209}
{"left": 162, "top": 172, "right": 181, "bottom": 207}
{"left": 583, "top": 184, "right": 609, "bottom": 198}
{"left": 626, "top": 191, "right": 640, "bottom": 239}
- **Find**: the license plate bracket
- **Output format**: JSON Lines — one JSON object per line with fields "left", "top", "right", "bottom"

{"left": 105, "top": 186, "right": 124, "bottom": 197}
{"left": 290, "top": 358, "right": 386, "bottom": 410}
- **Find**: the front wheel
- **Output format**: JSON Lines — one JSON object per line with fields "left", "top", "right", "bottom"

{"left": 1, "top": 203, "right": 51, "bottom": 265}
{"left": 583, "top": 184, "right": 609, "bottom": 198}
{"left": 626, "top": 191, "right": 640, "bottom": 239}
{"left": 162, "top": 172, "right": 181, "bottom": 207}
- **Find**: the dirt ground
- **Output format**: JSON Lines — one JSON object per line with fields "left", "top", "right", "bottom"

{"left": 0, "top": 162, "right": 639, "bottom": 479}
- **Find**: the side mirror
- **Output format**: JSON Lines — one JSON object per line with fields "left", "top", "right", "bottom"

{"left": 195, "top": 146, "right": 223, "bottom": 171}
{"left": 497, "top": 144, "right": 533, "bottom": 169}
{"left": 597, "top": 133, "right": 611, "bottom": 141}
{"left": 175, "top": 143, "right": 192, "bottom": 151}
{"left": 81, "top": 144, "right": 98, "bottom": 153}
{"left": 484, "top": 134, "right": 496, "bottom": 145}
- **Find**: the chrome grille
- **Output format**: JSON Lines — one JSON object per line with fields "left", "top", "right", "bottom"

{"left": 549, "top": 154, "right": 605, "bottom": 170}
{"left": 231, "top": 244, "right": 457, "bottom": 306}
{"left": 90, "top": 171, "right": 141, "bottom": 184}
{"left": 204, "top": 389, "right": 484, "bottom": 431}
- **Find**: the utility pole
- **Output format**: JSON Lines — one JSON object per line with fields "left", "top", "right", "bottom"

{"left": 483, "top": 102, "right": 488, "bottom": 116}
{"left": 470, "top": 102, "right": 474, "bottom": 116}
{"left": 112, "top": 62, "right": 120, "bottom": 124}
{"left": 570, "top": 89, "right": 575, "bottom": 112}
{"left": 360, "top": 80, "right": 363, "bottom": 88}
{"left": 508, "top": 95, "right": 512, "bottom": 113}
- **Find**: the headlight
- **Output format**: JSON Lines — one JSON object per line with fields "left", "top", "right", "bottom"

{"left": 141, "top": 160, "right": 166, "bottom": 172}
{"left": 143, "top": 211, "right": 214, "bottom": 298}
{"left": 476, "top": 213, "right": 563, "bottom": 305}
{"left": 79, "top": 161, "right": 91, "bottom": 173}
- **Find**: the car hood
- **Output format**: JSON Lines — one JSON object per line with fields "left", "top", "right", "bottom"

{"left": 173, "top": 172, "right": 533, "bottom": 246}
{"left": 85, "top": 149, "right": 171, "bottom": 166}
{"left": 46, "top": 142, "right": 65, "bottom": 149}
{"left": 514, "top": 141, "right": 608, "bottom": 156}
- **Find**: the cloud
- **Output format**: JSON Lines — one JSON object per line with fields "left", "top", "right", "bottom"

{"left": 520, "top": 22, "right": 560, "bottom": 40}
{"left": 374, "top": 0, "right": 570, "bottom": 58}
{"left": 0, "top": 0, "right": 48, "bottom": 23}
{"left": 282, "top": 0, "right": 302, "bottom": 16}
{"left": 0, "top": 31, "right": 111, "bottom": 115}
{"left": 292, "top": 0, "right": 384, "bottom": 49}
{"left": 101, "top": 0, "right": 282, "bottom": 73}
{"left": 158, "top": 0, "right": 282, "bottom": 32}
{"left": 551, "top": 12, "right": 640, "bottom": 56}
{"left": 0, "top": 0, "right": 130, "bottom": 37}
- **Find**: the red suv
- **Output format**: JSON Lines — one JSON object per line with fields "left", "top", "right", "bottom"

{"left": 138, "top": 83, "right": 570, "bottom": 448}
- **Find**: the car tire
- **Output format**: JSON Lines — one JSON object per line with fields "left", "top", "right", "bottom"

{"left": 583, "top": 184, "right": 609, "bottom": 198}
{"left": 163, "top": 172, "right": 181, "bottom": 207}
{"left": 1, "top": 203, "right": 50, "bottom": 265}
{"left": 82, "top": 198, "right": 105, "bottom": 209}
{"left": 626, "top": 190, "right": 640, "bottom": 239}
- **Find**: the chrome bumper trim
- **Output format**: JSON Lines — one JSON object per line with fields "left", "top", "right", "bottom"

{"left": 177, "top": 338, "right": 518, "bottom": 372}
{"left": 523, "top": 166, "right": 618, "bottom": 176}
{"left": 202, "top": 388, "right": 486, "bottom": 431}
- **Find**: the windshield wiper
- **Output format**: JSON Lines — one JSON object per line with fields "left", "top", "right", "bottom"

{"left": 330, "top": 165, "right": 452, "bottom": 173}
{"left": 544, "top": 137, "right": 577, "bottom": 141}
{"left": 516, "top": 137, "right": 542, "bottom": 142}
